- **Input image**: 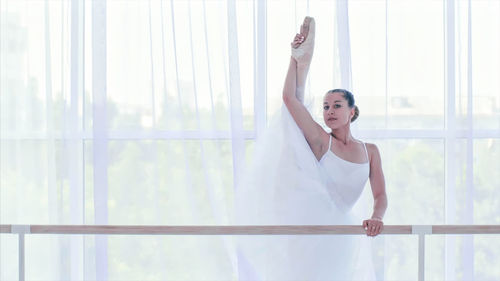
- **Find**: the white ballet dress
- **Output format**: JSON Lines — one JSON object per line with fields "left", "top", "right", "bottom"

{"left": 234, "top": 105, "right": 376, "bottom": 281}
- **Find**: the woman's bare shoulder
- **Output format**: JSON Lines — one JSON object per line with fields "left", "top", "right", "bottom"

{"left": 365, "top": 142, "right": 378, "bottom": 150}
{"left": 364, "top": 143, "right": 382, "bottom": 162}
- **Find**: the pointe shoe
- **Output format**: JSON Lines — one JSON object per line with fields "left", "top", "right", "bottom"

{"left": 291, "top": 16, "right": 315, "bottom": 65}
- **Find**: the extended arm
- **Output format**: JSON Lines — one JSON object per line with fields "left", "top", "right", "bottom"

{"left": 282, "top": 17, "right": 325, "bottom": 154}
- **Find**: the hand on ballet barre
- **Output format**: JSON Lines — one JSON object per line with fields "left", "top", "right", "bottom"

{"left": 363, "top": 217, "right": 384, "bottom": 237}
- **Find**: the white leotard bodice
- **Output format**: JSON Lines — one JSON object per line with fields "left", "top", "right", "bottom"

{"left": 319, "top": 134, "right": 370, "bottom": 213}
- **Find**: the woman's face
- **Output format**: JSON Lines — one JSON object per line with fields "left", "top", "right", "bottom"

{"left": 323, "top": 92, "right": 354, "bottom": 129}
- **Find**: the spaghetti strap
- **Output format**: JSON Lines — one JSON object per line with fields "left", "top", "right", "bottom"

{"left": 328, "top": 134, "right": 332, "bottom": 151}
{"left": 363, "top": 142, "right": 369, "bottom": 163}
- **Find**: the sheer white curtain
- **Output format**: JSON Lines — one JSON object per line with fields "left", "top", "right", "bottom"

{"left": 1, "top": 0, "right": 499, "bottom": 280}
{"left": 2, "top": 0, "right": 237, "bottom": 279}
{"left": 347, "top": 1, "right": 499, "bottom": 280}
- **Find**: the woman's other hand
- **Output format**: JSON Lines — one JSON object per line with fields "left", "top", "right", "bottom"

{"left": 363, "top": 217, "right": 384, "bottom": 237}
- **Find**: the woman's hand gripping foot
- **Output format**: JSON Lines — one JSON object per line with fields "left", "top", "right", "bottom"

{"left": 291, "top": 16, "right": 315, "bottom": 67}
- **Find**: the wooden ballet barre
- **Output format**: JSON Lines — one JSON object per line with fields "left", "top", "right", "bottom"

{"left": 1, "top": 224, "right": 500, "bottom": 235}
{"left": 2, "top": 224, "right": 500, "bottom": 281}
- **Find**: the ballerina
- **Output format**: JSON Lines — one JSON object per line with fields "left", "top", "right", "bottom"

{"left": 235, "top": 16, "right": 387, "bottom": 280}
{"left": 285, "top": 16, "right": 387, "bottom": 237}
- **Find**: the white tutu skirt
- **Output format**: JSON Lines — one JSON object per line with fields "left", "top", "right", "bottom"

{"left": 234, "top": 105, "right": 376, "bottom": 281}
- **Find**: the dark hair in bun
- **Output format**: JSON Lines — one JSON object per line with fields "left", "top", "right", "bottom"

{"left": 352, "top": 105, "right": 359, "bottom": 122}
{"left": 327, "top": 89, "right": 359, "bottom": 123}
